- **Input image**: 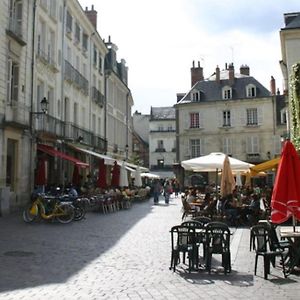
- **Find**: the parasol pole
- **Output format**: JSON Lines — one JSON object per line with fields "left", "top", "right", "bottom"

{"left": 293, "top": 215, "right": 296, "bottom": 232}
{"left": 215, "top": 168, "right": 218, "bottom": 200}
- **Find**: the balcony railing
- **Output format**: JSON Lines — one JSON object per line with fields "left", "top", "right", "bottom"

{"left": 37, "top": 47, "right": 58, "bottom": 71}
{"left": 150, "top": 129, "right": 176, "bottom": 133}
{"left": 92, "top": 87, "right": 105, "bottom": 107}
{"left": 155, "top": 148, "right": 166, "bottom": 152}
{"left": 6, "top": 18, "right": 26, "bottom": 46}
{"left": 32, "top": 114, "right": 65, "bottom": 137}
{"left": 64, "top": 60, "right": 89, "bottom": 95}
{"left": 247, "top": 153, "right": 261, "bottom": 163}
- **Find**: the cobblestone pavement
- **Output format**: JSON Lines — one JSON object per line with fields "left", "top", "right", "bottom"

{"left": 0, "top": 195, "right": 300, "bottom": 300}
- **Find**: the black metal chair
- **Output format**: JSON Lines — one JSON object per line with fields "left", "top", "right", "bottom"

{"left": 169, "top": 225, "right": 199, "bottom": 272}
{"left": 192, "top": 216, "right": 212, "bottom": 226}
{"left": 181, "top": 197, "right": 198, "bottom": 221}
{"left": 205, "top": 222, "right": 231, "bottom": 274}
{"left": 251, "top": 224, "right": 287, "bottom": 279}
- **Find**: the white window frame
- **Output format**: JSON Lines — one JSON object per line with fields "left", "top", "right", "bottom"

{"left": 246, "top": 84, "right": 256, "bottom": 97}
{"left": 222, "top": 110, "right": 231, "bottom": 127}
{"left": 222, "top": 86, "right": 232, "bottom": 100}
{"left": 280, "top": 108, "right": 287, "bottom": 124}
{"left": 190, "top": 112, "right": 200, "bottom": 128}
{"left": 246, "top": 108, "right": 258, "bottom": 125}
{"left": 246, "top": 136, "right": 259, "bottom": 154}
{"left": 190, "top": 139, "right": 202, "bottom": 158}
{"left": 191, "top": 90, "right": 200, "bottom": 102}
{"left": 222, "top": 137, "right": 232, "bottom": 155}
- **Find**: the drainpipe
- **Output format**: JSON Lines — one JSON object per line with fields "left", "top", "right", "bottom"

{"left": 59, "top": 0, "right": 67, "bottom": 186}
{"left": 29, "top": 0, "right": 37, "bottom": 193}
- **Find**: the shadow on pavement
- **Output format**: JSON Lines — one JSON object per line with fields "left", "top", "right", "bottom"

{"left": 0, "top": 200, "right": 153, "bottom": 292}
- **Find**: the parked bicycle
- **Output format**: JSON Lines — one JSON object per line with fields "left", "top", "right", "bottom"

{"left": 23, "top": 194, "right": 75, "bottom": 224}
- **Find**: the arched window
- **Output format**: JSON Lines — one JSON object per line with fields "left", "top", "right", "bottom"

{"left": 246, "top": 84, "right": 256, "bottom": 97}
{"left": 222, "top": 86, "right": 232, "bottom": 100}
{"left": 191, "top": 90, "right": 200, "bottom": 102}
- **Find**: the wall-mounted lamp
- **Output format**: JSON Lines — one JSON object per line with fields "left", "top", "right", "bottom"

{"left": 76, "top": 136, "right": 83, "bottom": 143}
{"left": 31, "top": 97, "right": 48, "bottom": 115}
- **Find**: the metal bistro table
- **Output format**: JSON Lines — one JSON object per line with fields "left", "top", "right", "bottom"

{"left": 280, "top": 226, "right": 300, "bottom": 274}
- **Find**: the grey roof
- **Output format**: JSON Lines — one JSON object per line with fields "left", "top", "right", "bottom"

{"left": 150, "top": 106, "right": 175, "bottom": 120}
{"left": 133, "top": 113, "right": 150, "bottom": 143}
{"left": 282, "top": 12, "right": 300, "bottom": 30}
{"left": 177, "top": 69, "right": 271, "bottom": 104}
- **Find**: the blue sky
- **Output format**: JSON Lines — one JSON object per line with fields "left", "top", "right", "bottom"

{"left": 79, "top": 0, "right": 300, "bottom": 114}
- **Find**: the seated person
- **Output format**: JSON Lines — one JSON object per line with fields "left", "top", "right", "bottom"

{"left": 240, "top": 193, "right": 261, "bottom": 224}
{"left": 224, "top": 194, "right": 239, "bottom": 224}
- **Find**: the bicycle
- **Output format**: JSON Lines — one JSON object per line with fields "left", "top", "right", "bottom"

{"left": 23, "top": 194, "right": 75, "bottom": 224}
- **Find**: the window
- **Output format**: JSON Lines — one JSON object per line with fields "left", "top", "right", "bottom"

{"left": 82, "top": 33, "right": 88, "bottom": 52}
{"left": 49, "top": 30, "right": 55, "bottom": 64}
{"left": 246, "top": 136, "right": 259, "bottom": 154}
{"left": 157, "top": 140, "right": 164, "bottom": 149}
{"left": 246, "top": 84, "right": 256, "bottom": 97}
{"left": 280, "top": 108, "right": 287, "bottom": 124}
{"left": 190, "top": 112, "right": 200, "bottom": 128}
{"left": 190, "top": 139, "right": 201, "bottom": 158}
{"left": 246, "top": 108, "right": 258, "bottom": 125}
{"left": 158, "top": 126, "right": 163, "bottom": 131}
{"left": 167, "top": 126, "right": 173, "bottom": 131}
{"left": 9, "top": 0, "right": 23, "bottom": 37}
{"left": 222, "top": 86, "right": 232, "bottom": 99}
{"left": 66, "top": 10, "right": 72, "bottom": 33}
{"left": 49, "top": 0, "right": 57, "bottom": 19}
{"left": 223, "top": 110, "right": 231, "bottom": 126}
{"left": 75, "top": 22, "right": 80, "bottom": 43}
{"left": 98, "top": 54, "right": 102, "bottom": 73}
{"left": 47, "top": 87, "right": 54, "bottom": 115}
{"left": 192, "top": 91, "right": 200, "bottom": 101}
{"left": 7, "top": 59, "right": 19, "bottom": 103}
{"left": 93, "top": 45, "right": 97, "bottom": 66}
{"left": 222, "top": 137, "right": 232, "bottom": 155}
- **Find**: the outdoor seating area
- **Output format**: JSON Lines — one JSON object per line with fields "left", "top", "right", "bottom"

{"left": 169, "top": 218, "right": 232, "bottom": 274}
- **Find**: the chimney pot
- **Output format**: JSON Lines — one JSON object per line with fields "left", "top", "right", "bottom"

{"left": 270, "top": 76, "right": 276, "bottom": 95}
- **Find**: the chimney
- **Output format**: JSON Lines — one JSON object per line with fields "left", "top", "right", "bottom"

{"left": 228, "top": 63, "right": 234, "bottom": 85}
{"left": 191, "top": 60, "right": 204, "bottom": 87}
{"left": 215, "top": 65, "right": 220, "bottom": 83}
{"left": 270, "top": 76, "right": 276, "bottom": 95}
{"left": 240, "top": 64, "right": 250, "bottom": 76}
{"left": 84, "top": 5, "right": 97, "bottom": 29}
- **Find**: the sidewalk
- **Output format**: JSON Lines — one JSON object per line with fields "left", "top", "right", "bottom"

{"left": 0, "top": 194, "right": 299, "bottom": 299}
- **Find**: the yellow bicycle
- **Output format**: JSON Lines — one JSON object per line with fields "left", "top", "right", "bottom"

{"left": 23, "top": 195, "right": 75, "bottom": 224}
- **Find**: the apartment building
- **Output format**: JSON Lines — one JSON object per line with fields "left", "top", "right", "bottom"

{"left": 0, "top": 0, "right": 133, "bottom": 215}
{"left": 149, "top": 106, "right": 176, "bottom": 177}
{"left": 175, "top": 62, "right": 286, "bottom": 186}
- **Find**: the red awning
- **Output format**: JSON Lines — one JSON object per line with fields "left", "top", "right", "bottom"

{"left": 37, "top": 144, "right": 89, "bottom": 168}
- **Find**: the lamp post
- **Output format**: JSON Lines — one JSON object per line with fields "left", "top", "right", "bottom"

{"left": 31, "top": 97, "right": 49, "bottom": 116}
{"left": 125, "top": 144, "right": 129, "bottom": 161}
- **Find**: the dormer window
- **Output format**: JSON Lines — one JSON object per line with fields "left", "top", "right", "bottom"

{"left": 191, "top": 90, "right": 200, "bottom": 102}
{"left": 222, "top": 86, "right": 232, "bottom": 100}
{"left": 280, "top": 108, "right": 287, "bottom": 124}
{"left": 246, "top": 84, "right": 256, "bottom": 97}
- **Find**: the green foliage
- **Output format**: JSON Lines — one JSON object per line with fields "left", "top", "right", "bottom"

{"left": 290, "top": 62, "right": 300, "bottom": 150}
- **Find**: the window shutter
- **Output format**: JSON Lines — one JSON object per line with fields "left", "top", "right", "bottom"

{"left": 200, "top": 138, "right": 205, "bottom": 155}
{"left": 185, "top": 139, "right": 191, "bottom": 158}
{"left": 16, "top": 1, "right": 23, "bottom": 35}
{"left": 218, "top": 110, "right": 222, "bottom": 127}
{"left": 231, "top": 110, "right": 235, "bottom": 127}
{"left": 6, "top": 59, "right": 12, "bottom": 103}
{"left": 240, "top": 109, "right": 246, "bottom": 126}
{"left": 184, "top": 112, "right": 190, "bottom": 129}
{"left": 273, "top": 136, "right": 281, "bottom": 155}
{"left": 12, "top": 64, "right": 19, "bottom": 102}
{"left": 246, "top": 136, "right": 252, "bottom": 153}
{"left": 258, "top": 107, "right": 263, "bottom": 125}
{"left": 253, "top": 136, "right": 259, "bottom": 153}
{"left": 199, "top": 111, "right": 204, "bottom": 128}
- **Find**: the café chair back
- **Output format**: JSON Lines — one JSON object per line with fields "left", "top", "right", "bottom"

{"left": 250, "top": 224, "right": 287, "bottom": 279}
{"left": 205, "top": 221, "right": 231, "bottom": 274}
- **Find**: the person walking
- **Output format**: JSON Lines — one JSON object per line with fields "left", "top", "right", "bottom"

{"left": 163, "top": 180, "right": 172, "bottom": 204}
{"left": 153, "top": 179, "right": 162, "bottom": 205}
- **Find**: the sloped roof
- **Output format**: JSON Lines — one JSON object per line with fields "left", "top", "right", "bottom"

{"left": 177, "top": 69, "right": 271, "bottom": 104}
{"left": 282, "top": 12, "right": 300, "bottom": 30}
{"left": 150, "top": 106, "right": 175, "bottom": 120}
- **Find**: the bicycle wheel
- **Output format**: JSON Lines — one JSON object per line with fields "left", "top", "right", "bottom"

{"left": 56, "top": 203, "right": 75, "bottom": 224}
{"left": 22, "top": 204, "right": 38, "bottom": 223}
{"left": 73, "top": 206, "right": 86, "bottom": 221}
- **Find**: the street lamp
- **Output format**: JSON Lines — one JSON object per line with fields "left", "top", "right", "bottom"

{"left": 31, "top": 97, "right": 49, "bottom": 115}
